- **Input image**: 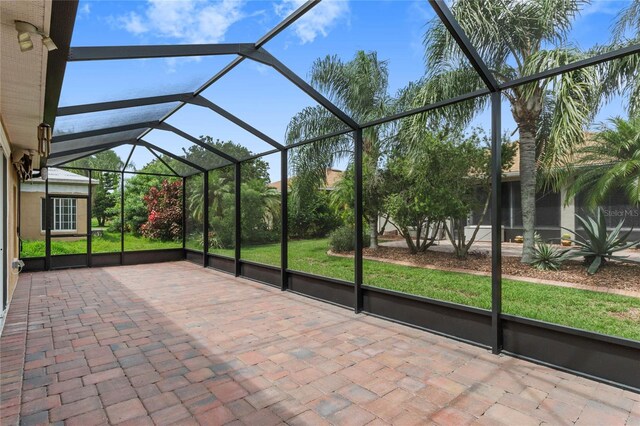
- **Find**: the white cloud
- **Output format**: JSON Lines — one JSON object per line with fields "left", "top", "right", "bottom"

{"left": 118, "top": 0, "right": 247, "bottom": 44}
{"left": 78, "top": 3, "right": 91, "bottom": 18}
{"left": 275, "top": 0, "right": 349, "bottom": 44}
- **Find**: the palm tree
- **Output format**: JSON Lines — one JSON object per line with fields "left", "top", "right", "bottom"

{"left": 601, "top": 0, "right": 640, "bottom": 118}
{"left": 418, "top": 0, "right": 600, "bottom": 262}
{"left": 564, "top": 117, "right": 640, "bottom": 208}
{"left": 286, "top": 51, "right": 394, "bottom": 249}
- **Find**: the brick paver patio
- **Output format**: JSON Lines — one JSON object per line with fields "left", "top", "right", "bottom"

{"left": 1, "top": 262, "right": 638, "bottom": 425}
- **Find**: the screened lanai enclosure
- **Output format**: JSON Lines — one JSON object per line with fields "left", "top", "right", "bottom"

{"left": 20, "top": 0, "right": 640, "bottom": 391}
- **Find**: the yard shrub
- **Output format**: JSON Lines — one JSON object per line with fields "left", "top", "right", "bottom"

{"left": 140, "top": 180, "right": 183, "bottom": 241}
{"left": 565, "top": 208, "right": 640, "bottom": 274}
{"left": 329, "top": 225, "right": 370, "bottom": 252}
{"left": 531, "top": 243, "right": 567, "bottom": 271}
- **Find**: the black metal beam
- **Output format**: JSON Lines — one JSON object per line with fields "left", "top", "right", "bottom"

{"left": 43, "top": 0, "right": 78, "bottom": 128}
{"left": 429, "top": 0, "right": 500, "bottom": 92}
{"left": 188, "top": 96, "right": 284, "bottom": 150}
{"left": 182, "top": 177, "right": 187, "bottom": 249}
{"left": 155, "top": 123, "right": 238, "bottom": 164}
{"left": 234, "top": 162, "right": 242, "bottom": 276}
{"left": 242, "top": 48, "right": 360, "bottom": 130}
{"left": 87, "top": 173, "right": 92, "bottom": 268}
{"left": 129, "top": 1, "right": 320, "bottom": 144}
{"left": 138, "top": 140, "right": 205, "bottom": 173}
{"left": 280, "top": 150, "right": 288, "bottom": 291}
{"left": 49, "top": 140, "right": 134, "bottom": 159}
{"left": 45, "top": 179, "right": 50, "bottom": 271}
{"left": 255, "top": 0, "right": 320, "bottom": 47}
{"left": 51, "top": 121, "right": 158, "bottom": 143}
{"left": 57, "top": 93, "right": 193, "bottom": 116}
{"left": 354, "top": 128, "right": 364, "bottom": 313}
{"left": 239, "top": 149, "right": 281, "bottom": 163}
{"left": 59, "top": 166, "right": 177, "bottom": 177}
{"left": 490, "top": 92, "right": 503, "bottom": 354}
{"left": 120, "top": 171, "right": 125, "bottom": 264}
{"left": 68, "top": 43, "right": 256, "bottom": 61}
{"left": 361, "top": 88, "right": 491, "bottom": 129}
{"left": 203, "top": 170, "right": 210, "bottom": 266}
{"left": 123, "top": 145, "right": 136, "bottom": 171}
{"left": 501, "top": 43, "right": 640, "bottom": 90}
{"left": 145, "top": 146, "right": 180, "bottom": 177}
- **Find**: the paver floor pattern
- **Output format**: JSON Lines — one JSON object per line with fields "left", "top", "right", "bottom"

{"left": 0, "top": 261, "right": 638, "bottom": 426}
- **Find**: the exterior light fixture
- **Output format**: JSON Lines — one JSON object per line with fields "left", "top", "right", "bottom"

{"left": 37, "top": 123, "right": 52, "bottom": 157}
{"left": 15, "top": 20, "right": 57, "bottom": 52}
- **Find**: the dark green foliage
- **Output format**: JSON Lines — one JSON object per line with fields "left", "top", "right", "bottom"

{"left": 329, "top": 225, "right": 371, "bottom": 253}
{"left": 531, "top": 243, "right": 567, "bottom": 271}
{"left": 92, "top": 184, "right": 116, "bottom": 227}
{"left": 288, "top": 179, "right": 340, "bottom": 239}
{"left": 562, "top": 117, "right": 640, "bottom": 208}
{"left": 565, "top": 208, "right": 640, "bottom": 274}
{"left": 240, "top": 180, "right": 280, "bottom": 246}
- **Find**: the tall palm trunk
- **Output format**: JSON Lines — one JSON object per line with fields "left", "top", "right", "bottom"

{"left": 518, "top": 125, "right": 538, "bottom": 263}
{"left": 512, "top": 90, "right": 543, "bottom": 264}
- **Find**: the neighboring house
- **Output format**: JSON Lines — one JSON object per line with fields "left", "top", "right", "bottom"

{"left": 469, "top": 141, "right": 640, "bottom": 242}
{"left": 20, "top": 168, "right": 95, "bottom": 241}
{"left": 269, "top": 168, "right": 344, "bottom": 192}
{"left": 270, "top": 153, "right": 639, "bottom": 244}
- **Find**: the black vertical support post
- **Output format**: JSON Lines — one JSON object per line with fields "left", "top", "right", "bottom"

{"left": 120, "top": 171, "right": 124, "bottom": 265}
{"left": 87, "top": 173, "right": 92, "bottom": 267}
{"left": 203, "top": 171, "right": 209, "bottom": 267}
{"left": 45, "top": 178, "right": 51, "bottom": 271}
{"left": 354, "top": 128, "right": 364, "bottom": 313}
{"left": 234, "top": 162, "right": 241, "bottom": 276}
{"left": 490, "top": 91, "right": 503, "bottom": 354}
{"left": 182, "top": 177, "right": 186, "bottom": 250}
{"left": 280, "top": 149, "right": 288, "bottom": 291}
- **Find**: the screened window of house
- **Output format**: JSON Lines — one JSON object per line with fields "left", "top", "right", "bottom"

{"left": 41, "top": 198, "right": 77, "bottom": 231}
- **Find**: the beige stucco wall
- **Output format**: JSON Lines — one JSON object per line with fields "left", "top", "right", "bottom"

{"left": 20, "top": 191, "right": 88, "bottom": 240}
{"left": 2, "top": 120, "right": 20, "bottom": 309}
{"left": 7, "top": 162, "right": 19, "bottom": 306}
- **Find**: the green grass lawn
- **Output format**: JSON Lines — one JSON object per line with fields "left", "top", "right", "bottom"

{"left": 20, "top": 235, "right": 640, "bottom": 340}
{"left": 21, "top": 232, "right": 181, "bottom": 257}
{"left": 204, "top": 238, "right": 640, "bottom": 341}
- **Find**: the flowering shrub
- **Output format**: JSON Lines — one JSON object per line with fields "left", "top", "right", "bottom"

{"left": 140, "top": 180, "right": 183, "bottom": 241}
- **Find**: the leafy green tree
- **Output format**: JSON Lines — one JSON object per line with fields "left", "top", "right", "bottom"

{"left": 417, "top": 0, "right": 600, "bottom": 262}
{"left": 382, "top": 131, "right": 455, "bottom": 254}
{"left": 92, "top": 184, "right": 116, "bottom": 227}
{"left": 124, "top": 161, "right": 179, "bottom": 235}
{"left": 563, "top": 117, "right": 640, "bottom": 207}
{"left": 241, "top": 179, "right": 280, "bottom": 245}
{"left": 288, "top": 178, "right": 340, "bottom": 239}
{"left": 287, "top": 51, "right": 395, "bottom": 250}
{"left": 386, "top": 127, "right": 515, "bottom": 258}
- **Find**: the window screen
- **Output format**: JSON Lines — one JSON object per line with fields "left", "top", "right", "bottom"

{"left": 42, "top": 198, "right": 77, "bottom": 231}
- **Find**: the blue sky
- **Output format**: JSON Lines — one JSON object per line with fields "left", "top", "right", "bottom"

{"left": 58, "top": 0, "right": 634, "bottom": 180}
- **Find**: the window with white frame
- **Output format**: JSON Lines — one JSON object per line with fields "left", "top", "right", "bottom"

{"left": 41, "top": 198, "right": 77, "bottom": 231}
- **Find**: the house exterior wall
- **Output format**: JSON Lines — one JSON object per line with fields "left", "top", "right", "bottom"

{"left": 20, "top": 191, "right": 88, "bottom": 240}
{"left": 1, "top": 119, "right": 20, "bottom": 310}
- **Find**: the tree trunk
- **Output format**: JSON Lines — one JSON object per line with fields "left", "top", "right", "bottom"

{"left": 369, "top": 216, "right": 379, "bottom": 249}
{"left": 519, "top": 127, "right": 537, "bottom": 263}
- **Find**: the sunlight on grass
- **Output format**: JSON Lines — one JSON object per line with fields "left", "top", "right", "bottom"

{"left": 230, "top": 239, "right": 640, "bottom": 341}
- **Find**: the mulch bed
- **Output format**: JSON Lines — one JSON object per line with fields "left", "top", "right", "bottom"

{"left": 361, "top": 246, "right": 640, "bottom": 292}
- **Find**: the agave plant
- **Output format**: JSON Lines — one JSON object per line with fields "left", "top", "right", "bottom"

{"left": 531, "top": 243, "right": 568, "bottom": 271}
{"left": 564, "top": 208, "right": 640, "bottom": 274}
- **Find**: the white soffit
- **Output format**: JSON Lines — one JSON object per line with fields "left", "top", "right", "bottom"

{"left": 0, "top": 0, "right": 51, "bottom": 152}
